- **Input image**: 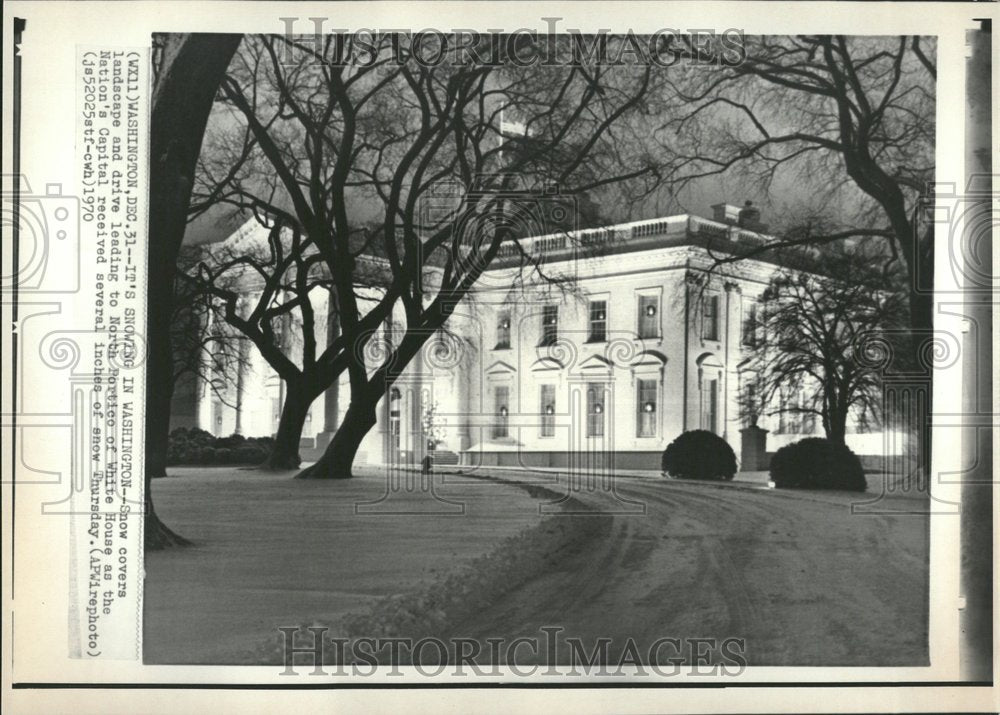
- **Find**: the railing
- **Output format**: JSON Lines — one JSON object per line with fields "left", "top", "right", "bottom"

{"left": 492, "top": 214, "right": 773, "bottom": 262}
{"left": 535, "top": 235, "right": 567, "bottom": 253}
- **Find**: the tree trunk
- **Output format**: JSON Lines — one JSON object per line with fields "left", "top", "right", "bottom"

{"left": 323, "top": 303, "right": 341, "bottom": 433}
{"left": 263, "top": 383, "right": 313, "bottom": 469}
{"left": 144, "top": 487, "right": 191, "bottom": 549}
{"left": 234, "top": 340, "right": 248, "bottom": 435}
{"left": 145, "top": 34, "right": 241, "bottom": 551}
{"left": 909, "top": 224, "right": 935, "bottom": 476}
{"left": 146, "top": 381, "right": 173, "bottom": 479}
{"left": 826, "top": 404, "right": 848, "bottom": 445}
{"left": 296, "top": 398, "right": 378, "bottom": 480}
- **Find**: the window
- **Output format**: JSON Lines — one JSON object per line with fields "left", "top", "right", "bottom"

{"left": 702, "top": 293, "right": 719, "bottom": 341}
{"left": 588, "top": 300, "right": 607, "bottom": 342}
{"left": 495, "top": 311, "right": 511, "bottom": 349}
{"left": 700, "top": 377, "right": 719, "bottom": 433}
{"left": 788, "top": 391, "right": 802, "bottom": 434}
{"left": 540, "top": 305, "right": 558, "bottom": 346}
{"left": 777, "top": 388, "right": 789, "bottom": 433}
{"left": 539, "top": 385, "right": 556, "bottom": 437}
{"left": 793, "top": 390, "right": 806, "bottom": 434}
{"left": 778, "top": 387, "right": 803, "bottom": 434}
{"left": 741, "top": 300, "right": 758, "bottom": 348}
{"left": 759, "top": 301, "right": 771, "bottom": 346}
{"left": 638, "top": 294, "right": 659, "bottom": 339}
{"left": 389, "top": 388, "right": 402, "bottom": 454}
{"left": 636, "top": 379, "right": 657, "bottom": 438}
{"left": 271, "top": 396, "right": 281, "bottom": 432}
{"left": 493, "top": 385, "right": 510, "bottom": 439}
{"left": 213, "top": 396, "right": 224, "bottom": 429}
{"left": 802, "top": 395, "right": 817, "bottom": 435}
{"left": 586, "top": 383, "right": 605, "bottom": 437}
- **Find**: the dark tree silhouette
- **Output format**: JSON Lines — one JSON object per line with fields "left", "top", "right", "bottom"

{"left": 145, "top": 33, "right": 241, "bottom": 549}
{"left": 192, "top": 34, "right": 664, "bottom": 479}
{"left": 660, "top": 35, "right": 935, "bottom": 335}
{"left": 738, "top": 247, "right": 908, "bottom": 444}
{"left": 660, "top": 34, "right": 935, "bottom": 472}
{"left": 178, "top": 222, "right": 387, "bottom": 468}
{"left": 170, "top": 246, "right": 253, "bottom": 419}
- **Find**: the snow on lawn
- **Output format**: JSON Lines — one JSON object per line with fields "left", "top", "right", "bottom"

{"left": 143, "top": 466, "right": 546, "bottom": 664}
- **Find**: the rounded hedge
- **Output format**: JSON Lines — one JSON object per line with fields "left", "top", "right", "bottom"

{"left": 769, "top": 438, "right": 867, "bottom": 492}
{"left": 166, "top": 428, "right": 273, "bottom": 466}
{"left": 661, "top": 430, "right": 737, "bottom": 481}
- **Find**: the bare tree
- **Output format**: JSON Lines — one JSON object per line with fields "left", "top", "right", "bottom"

{"left": 178, "top": 220, "right": 389, "bottom": 468}
{"left": 660, "top": 35, "right": 935, "bottom": 335}
{"left": 146, "top": 33, "right": 242, "bottom": 549}
{"left": 192, "top": 34, "right": 664, "bottom": 479}
{"left": 170, "top": 246, "right": 254, "bottom": 417}
{"left": 738, "top": 246, "right": 908, "bottom": 444}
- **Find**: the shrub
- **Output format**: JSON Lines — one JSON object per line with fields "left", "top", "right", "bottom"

{"left": 165, "top": 446, "right": 189, "bottom": 466}
{"left": 165, "top": 429, "right": 273, "bottom": 466}
{"left": 237, "top": 444, "right": 268, "bottom": 463}
{"left": 174, "top": 427, "right": 215, "bottom": 446}
{"left": 215, "top": 433, "right": 246, "bottom": 450}
{"left": 661, "top": 430, "right": 737, "bottom": 481}
{"left": 769, "top": 438, "right": 867, "bottom": 492}
{"left": 250, "top": 436, "right": 275, "bottom": 450}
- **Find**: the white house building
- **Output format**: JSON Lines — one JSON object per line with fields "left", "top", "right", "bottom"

{"left": 171, "top": 203, "right": 900, "bottom": 471}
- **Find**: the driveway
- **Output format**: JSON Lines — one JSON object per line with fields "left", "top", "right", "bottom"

{"left": 143, "top": 465, "right": 928, "bottom": 667}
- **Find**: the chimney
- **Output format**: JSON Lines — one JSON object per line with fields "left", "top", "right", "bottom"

{"left": 711, "top": 202, "right": 741, "bottom": 225}
{"left": 738, "top": 200, "right": 763, "bottom": 231}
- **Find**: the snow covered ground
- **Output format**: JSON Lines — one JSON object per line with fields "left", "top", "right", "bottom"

{"left": 144, "top": 465, "right": 929, "bottom": 666}
{"left": 143, "top": 466, "right": 545, "bottom": 664}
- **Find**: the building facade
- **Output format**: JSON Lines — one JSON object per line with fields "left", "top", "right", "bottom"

{"left": 172, "top": 204, "right": 899, "bottom": 470}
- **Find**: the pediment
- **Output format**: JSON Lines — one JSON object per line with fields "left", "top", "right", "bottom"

{"left": 530, "top": 356, "right": 564, "bottom": 372}
{"left": 577, "top": 354, "right": 615, "bottom": 371}
{"left": 632, "top": 350, "right": 668, "bottom": 368}
{"left": 696, "top": 352, "right": 724, "bottom": 369}
{"left": 485, "top": 359, "right": 517, "bottom": 375}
